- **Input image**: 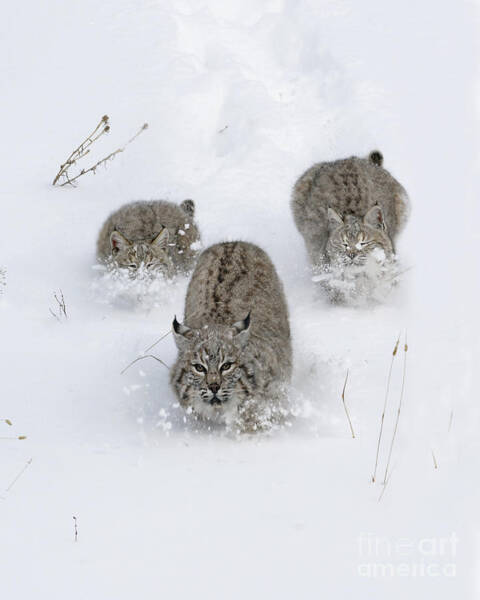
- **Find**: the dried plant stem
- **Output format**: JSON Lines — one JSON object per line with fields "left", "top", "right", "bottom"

{"left": 378, "top": 469, "right": 393, "bottom": 503}
{"left": 372, "top": 335, "right": 400, "bottom": 483}
{"left": 50, "top": 289, "right": 68, "bottom": 321}
{"left": 73, "top": 516, "right": 78, "bottom": 542}
{"left": 59, "top": 122, "right": 148, "bottom": 187}
{"left": 0, "top": 436, "right": 27, "bottom": 440}
{"left": 431, "top": 449, "right": 438, "bottom": 469}
{"left": 448, "top": 411, "right": 454, "bottom": 433}
{"left": 382, "top": 333, "right": 408, "bottom": 485}
{"left": 341, "top": 370, "right": 355, "bottom": 438}
{"left": 5, "top": 458, "right": 32, "bottom": 492}
{"left": 121, "top": 354, "right": 170, "bottom": 375}
{"left": 144, "top": 330, "right": 172, "bottom": 353}
{"left": 52, "top": 115, "right": 109, "bottom": 185}
{"left": 3, "top": 419, "right": 13, "bottom": 426}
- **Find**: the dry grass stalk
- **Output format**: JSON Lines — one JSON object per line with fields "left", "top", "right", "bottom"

{"left": 382, "top": 333, "right": 408, "bottom": 485}
{"left": 143, "top": 329, "right": 172, "bottom": 353}
{"left": 0, "top": 436, "right": 27, "bottom": 441}
{"left": 341, "top": 370, "right": 355, "bottom": 438}
{"left": 121, "top": 353, "right": 170, "bottom": 375}
{"left": 73, "top": 516, "right": 78, "bottom": 542}
{"left": 448, "top": 411, "right": 454, "bottom": 433}
{"left": 50, "top": 289, "right": 67, "bottom": 321}
{"left": 5, "top": 458, "right": 32, "bottom": 492}
{"left": 372, "top": 335, "right": 400, "bottom": 482}
{"left": 54, "top": 118, "right": 148, "bottom": 187}
{"left": 53, "top": 115, "right": 110, "bottom": 185}
{"left": 3, "top": 419, "right": 12, "bottom": 426}
{"left": 431, "top": 449, "right": 438, "bottom": 469}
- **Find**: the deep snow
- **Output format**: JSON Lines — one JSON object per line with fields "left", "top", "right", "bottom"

{"left": 1, "top": 0, "right": 479, "bottom": 598}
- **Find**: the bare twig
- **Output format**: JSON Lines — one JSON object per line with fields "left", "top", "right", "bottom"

{"left": 431, "top": 449, "right": 438, "bottom": 469}
{"left": 448, "top": 411, "right": 454, "bottom": 433}
{"left": 144, "top": 330, "right": 172, "bottom": 354}
{"left": 58, "top": 122, "right": 149, "bottom": 187}
{"left": 121, "top": 354, "right": 170, "bottom": 375}
{"left": 50, "top": 289, "right": 68, "bottom": 321}
{"left": 372, "top": 335, "right": 400, "bottom": 483}
{"left": 341, "top": 370, "right": 355, "bottom": 438}
{"left": 53, "top": 115, "right": 109, "bottom": 185}
{"left": 73, "top": 516, "right": 78, "bottom": 542}
{"left": 378, "top": 468, "right": 393, "bottom": 503}
{"left": 218, "top": 125, "right": 229, "bottom": 133}
{"left": 0, "top": 436, "right": 27, "bottom": 440}
{"left": 382, "top": 333, "right": 408, "bottom": 485}
{"left": 5, "top": 458, "right": 32, "bottom": 492}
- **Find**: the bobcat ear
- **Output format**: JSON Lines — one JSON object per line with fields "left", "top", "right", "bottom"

{"left": 180, "top": 199, "right": 195, "bottom": 217}
{"left": 327, "top": 207, "right": 343, "bottom": 229}
{"left": 231, "top": 312, "right": 251, "bottom": 347}
{"left": 364, "top": 206, "right": 386, "bottom": 230}
{"left": 110, "top": 230, "right": 131, "bottom": 252}
{"left": 151, "top": 228, "right": 169, "bottom": 249}
{"left": 172, "top": 316, "right": 193, "bottom": 350}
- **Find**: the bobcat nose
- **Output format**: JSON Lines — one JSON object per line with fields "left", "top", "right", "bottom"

{"left": 346, "top": 251, "right": 355, "bottom": 260}
{"left": 208, "top": 382, "right": 220, "bottom": 395}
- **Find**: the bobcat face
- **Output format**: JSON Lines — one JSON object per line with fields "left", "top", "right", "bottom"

{"left": 325, "top": 206, "right": 393, "bottom": 266}
{"left": 109, "top": 229, "right": 173, "bottom": 276}
{"left": 171, "top": 314, "right": 254, "bottom": 420}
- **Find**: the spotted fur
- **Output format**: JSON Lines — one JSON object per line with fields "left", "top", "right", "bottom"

{"left": 170, "top": 241, "right": 292, "bottom": 432}
{"left": 291, "top": 151, "right": 409, "bottom": 268}
{"left": 96, "top": 199, "right": 200, "bottom": 276}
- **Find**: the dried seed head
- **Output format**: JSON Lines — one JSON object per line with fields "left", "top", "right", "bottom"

{"left": 104, "top": 125, "right": 110, "bottom": 133}
{"left": 5, "top": 419, "right": 12, "bottom": 426}
{"left": 142, "top": 123, "right": 149, "bottom": 130}
{"left": 18, "top": 436, "right": 27, "bottom": 440}
{"left": 102, "top": 115, "right": 109, "bottom": 122}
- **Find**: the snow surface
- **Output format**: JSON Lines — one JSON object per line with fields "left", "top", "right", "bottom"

{"left": 1, "top": 0, "right": 479, "bottom": 598}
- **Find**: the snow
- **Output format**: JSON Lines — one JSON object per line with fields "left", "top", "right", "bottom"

{"left": 1, "top": 0, "right": 479, "bottom": 598}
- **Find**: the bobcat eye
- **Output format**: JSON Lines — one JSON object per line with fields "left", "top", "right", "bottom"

{"left": 193, "top": 363, "right": 206, "bottom": 374}
{"left": 146, "top": 262, "right": 154, "bottom": 268}
{"left": 220, "top": 362, "right": 233, "bottom": 372}
{"left": 128, "top": 264, "right": 138, "bottom": 269}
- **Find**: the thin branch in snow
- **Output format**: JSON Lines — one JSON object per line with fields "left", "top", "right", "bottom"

{"left": 73, "top": 516, "right": 78, "bottom": 542}
{"left": 5, "top": 458, "right": 32, "bottom": 492}
{"left": 382, "top": 333, "right": 408, "bottom": 485}
{"left": 57, "top": 122, "right": 149, "bottom": 187}
{"left": 378, "top": 468, "right": 393, "bottom": 503}
{"left": 372, "top": 334, "right": 400, "bottom": 483}
{"left": 448, "top": 411, "right": 454, "bottom": 433}
{"left": 3, "top": 419, "right": 13, "bottom": 426}
{"left": 341, "top": 370, "right": 355, "bottom": 438}
{"left": 431, "top": 449, "right": 438, "bottom": 469}
{"left": 0, "top": 436, "right": 27, "bottom": 440}
{"left": 52, "top": 115, "right": 110, "bottom": 185}
{"left": 121, "top": 353, "right": 170, "bottom": 375}
{"left": 143, "top": 329, "right": 172, "bottom": 353}
{"left": 50, "top": 289, "right": 68, "bottom": 321}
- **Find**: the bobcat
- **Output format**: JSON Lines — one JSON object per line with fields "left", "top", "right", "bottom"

{"left": 291, "top": 151, "right": 409, "bottom": 269}
{"left": 170, "top": 241, "right": 292, "bottom": 432}
{"left": 96, "top": 199, "right": 200, "bottom": 276}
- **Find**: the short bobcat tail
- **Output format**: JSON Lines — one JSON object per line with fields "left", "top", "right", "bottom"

{"left": 369, "top": 150, "right": 383, "bottom": 166}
